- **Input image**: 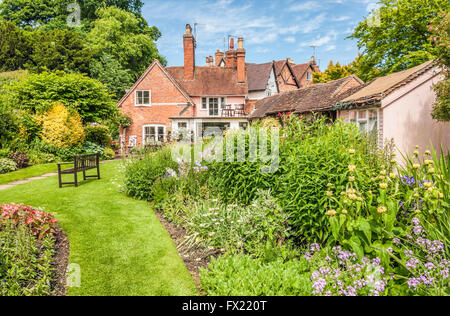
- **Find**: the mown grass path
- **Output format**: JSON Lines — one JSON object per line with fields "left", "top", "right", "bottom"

{"left": 0, "top": 161, "right": 198, "bottom": 296}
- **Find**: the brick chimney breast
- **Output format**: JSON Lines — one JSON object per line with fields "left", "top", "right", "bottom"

{"left": 237, "top": 37, "right": 246, "bottom": 83}
{"left": 183, "top": 24, "right": 195, "bottom": 80}
{"left": 225, "top": 37, "right": 237, "bottom": 68}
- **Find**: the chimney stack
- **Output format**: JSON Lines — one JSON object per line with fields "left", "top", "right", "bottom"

{"left": 225, "top": 37, "right": 237, "bottom": 68}
{"left": 215, "top": 50, "right": 224, "bottom": 67}
{"left": 236, "top": 37, "right": 246, "bottom": 83}
{"left": 210, "top": 56, "right": 214, "bottom": 67}
{"left": 183, "top": 24, "right": 195, "bottom": 80}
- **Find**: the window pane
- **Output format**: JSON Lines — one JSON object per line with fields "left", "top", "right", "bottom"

{"left": 209, "top": 98, "right": 219, "bottom": 116}
{"left": 359, "top": 122, "right": 367, "bottom": 133}
{"left": 358, "top": 111, "right": 367, "bottom": 120}
{"left": 349, "top": 111, "right": 357, "bottom": 122}
{"left": 178, "top": 123, "right": 187, "bottom": 129}
{"left": 202, "top": 98, "right": 207, "bottom": 109}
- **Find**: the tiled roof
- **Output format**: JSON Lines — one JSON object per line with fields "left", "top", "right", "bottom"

{"left": 337, "top": 60, "right": 436, "bottom": 110}
{"left": 166, "top": 66, "right": 248, "bottom": 96}
{"left": 291, "top": 62, "right": 314, "bottom": 83}
{"left": 246, "top": 62, "right": 274, "bottom": 91}
{"left": 251, "top": 75, "right": 364, "bottom": 118}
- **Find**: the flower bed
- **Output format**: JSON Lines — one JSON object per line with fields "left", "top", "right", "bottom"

{"left": 0, "top": 203, "right": 68, "bottom": 296}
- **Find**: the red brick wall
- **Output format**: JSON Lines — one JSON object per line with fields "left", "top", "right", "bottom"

{"left": 120, "top": 64, "right": 192, "bottom": 148}
{"left": 339, "top": 77, "right": 362, "bottom": 95}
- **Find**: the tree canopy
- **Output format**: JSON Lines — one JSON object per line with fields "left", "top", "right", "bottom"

{"left": 87, "top": 6, "right": 166, "bottom": 78}
{"left": 349, "top": 0, "right": 449, "bottom": 82}
{"left": 1, "top": 71, "right": 117, "bottom": 123}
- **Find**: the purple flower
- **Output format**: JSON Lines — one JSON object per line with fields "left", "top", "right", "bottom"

{"left": 413, "top": 225, "right": 424, "bottom": 236}
{"left": 312, "top": 278, "right": 327, "bottom": 295}
{"left": 412, "top": 217, "right": 421, "bottom": 226}
{"left": 424, "top": 262, "right": 435, "bottom": 270}
{"left": 406, "top": 257, "right": 420, "bottom": 270}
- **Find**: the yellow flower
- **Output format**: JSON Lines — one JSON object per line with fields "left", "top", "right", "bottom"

{"left": 349, "top": 176, "right": 355, "bottom": 182}
{"left": 425, "top": 150, "right": 431, "bottom": 156}
{"left": 349, "top": 149, "right": 356, "bottom": 154}
{"left": 380, "top": 170, "right": 387, "bottom": 176}
{"left": 425, "top": 160, "right": 434, "bottom": 165}
{"left": 327, "top": 183, "right": 333, "bottom": 187}
{"left": 348, "top": 165, "right": 356, "bottom": 172}
{"left": 423, "top": 182, "right": 432, "bottom": 188}
{"left": 391, "top": 159, "right": 397, "bottom": 164}
{"left": 379, "top": 183, "right": 388, "bottom": 189}
{"left": 342, "top": 209, "right": 348, "bottom": 215}
{"left": 428, "top": 188, "right": 434, "bottom": 193}
{"left": 389, "top": 173, "right": 397, "bottom": 179}
{"left": 413, "top": 164, "right": 421, "bottom": 169}
{"left": 428, "top": 168, "right": 435, "bottom": 174}
{"left": 415, "top": 145, "right": 420, "bottom": 149}
{"left": 326, "top": 209, "right": 337, "bottom": 216}
{"left": 377, "top": 206, "right": 387, "bottom": 214}
{"left": 326, "top": 191, "right": 333, "bottom": 197}
{"left": 439, "top": 193, "right": 444, "bottom": 199}
{"left": 414, "top": 151, "right": 419, "bottom": 156}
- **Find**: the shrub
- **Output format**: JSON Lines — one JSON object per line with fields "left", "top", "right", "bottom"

{"left": 0, "top": 158, "right": 17, "bottom": 174}
{"left": 39, "top": 102, "right": 85, "bottom": 149}
{"left": 207, "top": 116, "right": 388, "bottom": 243}
{"left": 8, "top": 151, "right": 29, "bottom": 169}
{"left": 84, "top": 125, "right": 112, "bottom": 148}
{"left": 103, "top": 147, "right": 115, "bottom": 160}
{"left": 125, "top": 147, "right": 178, "bottom": 201}
{"left": 0, "top": 223, "right": 55, "bottom": 296}
{"left": 200, "top": 255, "right": 312, "bottom": 296}
{"left": 0, "top": 203, "right": 58, "bottom": 240}
{"left": 185, "top": 190, "right": 291, "bottom": 256}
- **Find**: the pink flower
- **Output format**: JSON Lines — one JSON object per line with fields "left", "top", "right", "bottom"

{"left": 26, "top": 218, "right": 34, "bottom": 224}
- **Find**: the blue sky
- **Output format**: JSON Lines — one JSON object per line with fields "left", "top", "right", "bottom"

{"left": 142, "top": 0, "right": 379, "bottom": 70}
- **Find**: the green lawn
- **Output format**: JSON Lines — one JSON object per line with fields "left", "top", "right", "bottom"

{"left": 0, "top": 163, "right": 59, "bottom": 185}
{"left": 0, "top": 161, "right": 198, "bottom": 296}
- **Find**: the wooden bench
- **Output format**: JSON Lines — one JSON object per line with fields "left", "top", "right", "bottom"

{"left": 57, "top": 153, "right": 100, "bottom": 188}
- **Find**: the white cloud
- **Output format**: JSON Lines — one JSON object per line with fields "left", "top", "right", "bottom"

{"left": 289, "top": 1, "right": 323, "bottom": 12}
{"left": 284, "top": 36, "right": 296, "bottom": 43}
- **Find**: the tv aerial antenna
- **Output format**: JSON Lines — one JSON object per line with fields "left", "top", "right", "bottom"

{"left": 310, "top": 45, "right": 318, "bottom": 60}
{"left": 193, "top": 23, "right": 205, "bottom": 48}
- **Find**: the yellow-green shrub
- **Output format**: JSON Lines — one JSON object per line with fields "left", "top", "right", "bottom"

{"left": 39, "top": 103, "right": 85, "bottom": 148}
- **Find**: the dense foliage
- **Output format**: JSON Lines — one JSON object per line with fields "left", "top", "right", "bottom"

{"left": 0, "top": 203, "right": 59, "bottom": 296}
{"left": 349, "top": 0, "right": 449, "bottom": 82}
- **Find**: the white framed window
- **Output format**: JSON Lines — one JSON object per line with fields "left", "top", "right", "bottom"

{"left": 306, "top": 71, "right": 312, "bottom": 81}
{"left": 135, "top": 90, "right": 151, "bottom": 106}
{"left": 201, "top": 97, "right": 227, "bottom": 116}
{"left": 143, "top": 124, "right": 166, "bottom": 144}
{"left": 129, "top": 135, "right": 137, "bottom": 147}
{"left": 349, "top": 109, "right": 379, "bottom": 135}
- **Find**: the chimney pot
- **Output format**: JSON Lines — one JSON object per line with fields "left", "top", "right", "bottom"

{"left": 237, "top": 37, "right": 244, "bottom": 50}
{"left": 183, "top": 24, "right": 195, "bottom": 80}
{"left": 230, "top": 37, "right": 234, "bottom": 50}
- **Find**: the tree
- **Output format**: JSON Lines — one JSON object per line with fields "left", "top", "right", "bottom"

{"left": 25, "top": 29, "right": 94, "bottom": 74}
{"left": 314, "top": 61, "right": 355, "bottom": 83}
{"left": 1, "top": 71, "right": 117, "bottom": 123}
{"left": 87, "top": 6, "right": 166, "bottom": 78}
{"left": 349, "top": 0, "right": 449, "bottom": 82}
{"left": 430, "top": 13, "right": 450, "bottom": 122}
{"left": 89, "top": 55, "right": 135, "bottom": 99}
{"left": 0, "top": 21, "right": 32, "bottom": 71}
{"left": 0, "top": 0, "right": 69, "bottom": 28}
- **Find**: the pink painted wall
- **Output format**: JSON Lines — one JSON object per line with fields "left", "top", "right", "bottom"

{"left": 382, "top": 68, "right": 450, "bottom": 157}
{"left": 191, "top": 96, "right": 246, "bottom": 117}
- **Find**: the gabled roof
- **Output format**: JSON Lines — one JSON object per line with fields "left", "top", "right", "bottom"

{"left": 273, "top": 59, "right": 300, "bottom": 88}
{"left": 337, "top": 60, "right": 436, "bottom": 110}
{"left": 246, "top": 62, "right": 275, "bottom": 91}
{"left": 291, "top": 62, "right": 316, "bottom": 83}
{"left": 117, "top": 59, "right": 193, "bottom": 107}
{"left": 166, "top": 66, "right": 248, "bottom": 96}
{"left": 251, "top": 75, "right": 364, "bottom": 119}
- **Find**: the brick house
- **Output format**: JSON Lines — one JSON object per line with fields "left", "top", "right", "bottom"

{"left": 118, "top": 24, "right": 249, "bottom": 150}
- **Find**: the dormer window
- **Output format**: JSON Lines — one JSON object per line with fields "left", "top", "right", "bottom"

{"left": 306, "top": 71, "right": 312, "bottom": 81}
{"left": 135, "top": 90, "right": 151, "bottom": 106}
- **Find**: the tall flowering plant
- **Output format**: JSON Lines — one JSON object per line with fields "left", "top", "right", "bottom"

{"left": 0, "top": 203, "right": 58, "bottom": 240}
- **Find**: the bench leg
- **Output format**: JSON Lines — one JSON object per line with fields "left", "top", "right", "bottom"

{"left": 58, "top": 165, "right": 62, "bottom": 188}
{"left": 74, "top": 172, "right": 78, "bottom": 188}
{"left": 97, "top": 166, "right": 101, "bottom": 180}
{"left": 83, "top": 170, "right": 86, "bottom": 181}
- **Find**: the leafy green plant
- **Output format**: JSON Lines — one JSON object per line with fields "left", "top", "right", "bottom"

{"left": 8, "top": 151, "right": 30, "bottom": 169}
{"left": 200, "top": 254, "right": 312, "bottom": 296}
{"left": 185, "top": 190, "right": 291, "bottom": 257}
{"left": 0, "top": 158, "right": 17, "bottom": 174}
{"left": 84, "top": 125, "right": 112, "bottom": 148}
{"left": 124, "top": 147, "right": 178, "bottom": 201}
